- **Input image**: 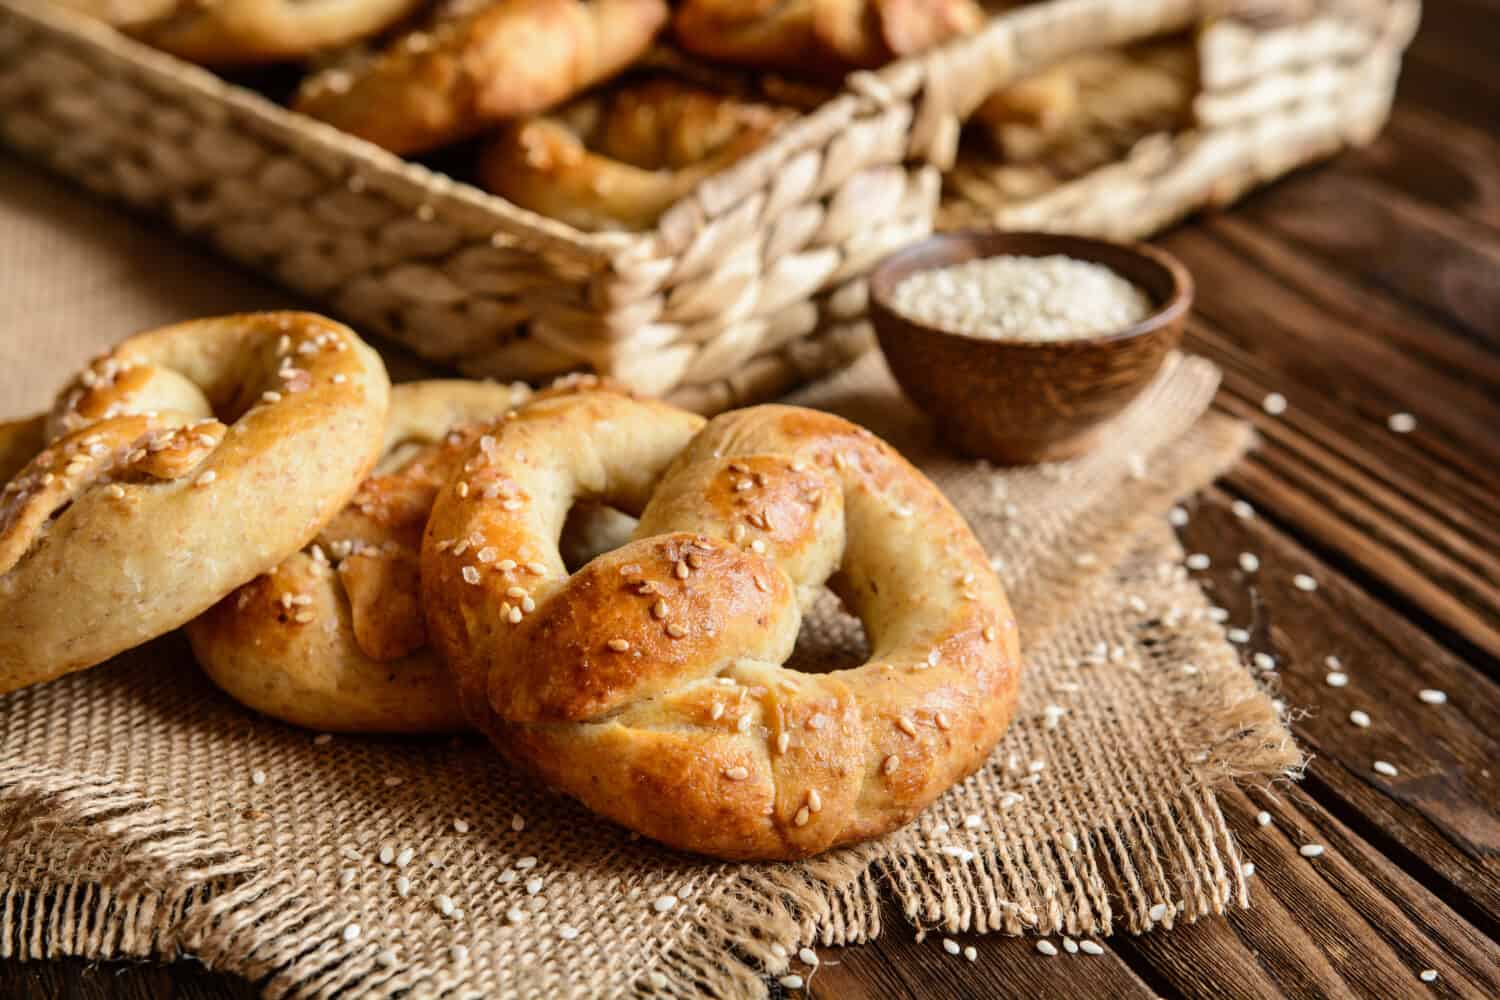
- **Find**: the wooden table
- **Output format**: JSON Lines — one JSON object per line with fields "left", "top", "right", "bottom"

{"left": 4, "top": 9, "right": 1499, "bottom": 997}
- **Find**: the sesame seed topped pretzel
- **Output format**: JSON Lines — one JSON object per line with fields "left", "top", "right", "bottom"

{"left": 0, "top": 312, "right": 390, "bottom": 696}
{"left": 423, "top": 389, "right": 1020, "bottom": 860}
{"left": 186, "top": 379, "right": 534, "bottom": 733}
{"left": 128, "top": 0, "right": 432, "bottom": 66}
{"left": 293, "top": 0, "right": 671, "bottom": 156}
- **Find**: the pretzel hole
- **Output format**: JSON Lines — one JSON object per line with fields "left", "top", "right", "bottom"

{"left": 559, "top": 501, "right": 637, "bottom": 573}
{"left": 785, "top": 584, "right": 868, "bottom": 676}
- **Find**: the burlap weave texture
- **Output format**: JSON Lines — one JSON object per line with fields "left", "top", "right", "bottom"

{"left": 0, "top": 157, "right": 1300, "bottom": 998}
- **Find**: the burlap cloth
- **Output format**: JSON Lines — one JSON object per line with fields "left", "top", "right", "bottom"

{"left": 0, "top": 157, "right": 1301, "bottom": 997}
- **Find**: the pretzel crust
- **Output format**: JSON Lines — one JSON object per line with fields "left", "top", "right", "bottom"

{"left": 0, "top": 312, "right": 389, "bottom": 696}
{"left": 293, "top": 0, "right": 670, "bottom": 155}
{"left": 480, "top": 79, "right": 792, "bottom": 231}
{"left": 130, "top": 0, "right": 431, "bottom": 65}
{"left": 423, "top": 389, "right": 1019, "bottom": 860}
{"left": 673, "top": 0, "right": 984, "bottom": 77}
{"left": 186, "top": 380, "right": 531, "bottom": 733}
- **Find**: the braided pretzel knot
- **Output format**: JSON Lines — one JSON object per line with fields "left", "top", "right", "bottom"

{"left": 0, "top": 313, "right": 389, "bottom": 696}
{"left": 424, "top": 390, "right": 1020, "bottom": 860}
{"left": 186, "top": 381, "right": 531, "bottom": 733}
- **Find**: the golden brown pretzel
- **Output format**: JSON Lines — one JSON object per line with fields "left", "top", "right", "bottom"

{"left": 185, "top": 380, "right": 531, "bottom": 733}
{"left": 293, "top": 0, "right": 670, "bottom": 155}
{"left": 128, "top": 0, "right": 431, "bottom": 65}
{"left": 0, "top": 313, "right": 390, "bottom": 696}
{"left": 422, "top": 389, "right": 1020, "bottom": 860}
{"left": 479, "top": 79, "right": 792, "bottom": 231}
{"left": 673, "top": 0, "right": 984, "bottom": 77}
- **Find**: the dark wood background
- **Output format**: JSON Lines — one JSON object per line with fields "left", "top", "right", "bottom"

{"left": 4, "top": 4, "right": 1499, "bottom": 996}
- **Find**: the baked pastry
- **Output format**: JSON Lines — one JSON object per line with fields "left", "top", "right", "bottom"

{"left": 673, "top": 0, "right": 984, "bottom": 77}
{"left": 293, "top": 0, "right": 671, "bottom": 155}
{"left": 186, "top": 380, "right": 530, "bottom": 733}
{"left": 422, "top": 388, "right": 1020, "bottom": 860}
{"left": 128, "top": 0, "right": 431, "bottom": 65}
{"left": 51, "top": 0, "right": 178, "bottom": 28}
{"left": 479, "top": 79, "right": 792, "bottom": 231}
{"left": 0, "top": 313, "right": 390, "bottom": 696}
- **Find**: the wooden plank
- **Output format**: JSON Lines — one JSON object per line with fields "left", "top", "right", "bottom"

{"left": 1119, "top": 784, "right": 1500, "bottom": 999}
{"left": 1232, "top": 172, "right": 1500, "bottom": 349}
{"left": 1175, "top": 487, "right": 1500, "bottom": 925}
{"left": 808, "top": 898, "right": 1155, "bottom": 1000}
{"left": 0, "top": 957, "right": 255, "bottom": 999}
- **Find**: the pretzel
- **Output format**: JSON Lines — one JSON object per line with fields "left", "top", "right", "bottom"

{"left": 422, "top": 390, "right": 1020, "bottom": 860}
{"left": 52, "top": 0, "right": 178, "bottom": 29}
{"left": 292, "top": 0, "right": 671, "bottom": 155}
{"left": 129, "top": 0, "right": 431, "bottom": 65}
{"left": 185, "top": 380, "right": 528, "bottom": 732}
{"left": 673, "top": 0, "right": 984, "bottom": 77}
{"left": 479, "top": 79, "right": 792, "bottom": 231}
{"left": 0, "top": 313, "right": 390, "bottom": 696}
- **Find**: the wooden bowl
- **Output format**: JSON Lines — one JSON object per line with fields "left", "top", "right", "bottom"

{"left": 869, "top": 231, "right": 1193, "bottom": 464}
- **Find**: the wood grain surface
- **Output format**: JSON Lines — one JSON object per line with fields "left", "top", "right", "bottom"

{"left": 3, "top": 9, "right": 1499, "bottom": 998}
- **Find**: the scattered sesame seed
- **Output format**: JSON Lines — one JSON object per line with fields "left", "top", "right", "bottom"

{"left": 1063, "top": 832, "right": 1079, "bottom": 851}
{"left": 1293, "top": 573, "right": 1318, "bottom": 592}
{"left": 654, "top": 895, "right": 677, "bottom": 912}
{"left": 1419, "top": 969, "right": 1438, "bottom": 983}
{"left": 647, "top": 971, "right": 669, "bottom": 989}
{"left": 343, "top": 924, "right": 360, "bottom": 942}
{"left": 1231, "top": 500, "right": 1255, "bottom": 519}
{"left": 666, "top": 623, "right": 687, "bottom": 638}
{"left": 1299, "top": 844, "right": 1325, "bottom": 858}
{"left": 1148, "top": 903, "right": 1168, "bottom": 922}
{"left": 1374, "top": 761, "right": 1399, "bottom": 777}
{"left": 1243, "top": 861, "right": 1255, "bottom": 877}
{"left": 526, "top": 878, "right": 544, "bottom": 895}
{"left": 776, "top": 732, "right": 790, "bottom": 754}
{"left": 1326, "top": 671, "right": 1349, "bottom": 687}
{"left": 1036, "top": 940, "right": 1058, "bottom": 956}
{"left": 378, "top": 845, "right": 395, "bottom": 864}
{"left": 942, "top": 938, "right": 960, "bottom": 955}
{"left": 896, "top": 717, "right": 918, "bottom": 737}
{"left": 778, "top": 975, "right": 804, "bottom": 989}
{"left": 1349, "top": 710, "right": 1371, "bottom": 728}
{"left": 999, "top": 792, "right": 1023, "bottom": 809}
{"left": 511, "top": 814, "right": 526, "bottom": 832}
{"left": 377, "top": 949, "right": 398, "bottom": 967}
{"left": 450, "top": 944, "right": 469, "bottom": 965}
{"left": 453, "top": 818, "right": 469, "bottom": 834}
{"left": 807, "top": 789, "right": 822, "bottom": 813}
{"left": 799, "top": 947, "right": 818, "bottom": 965}
{"left": 771, "top": 944, "right": 788, "bottom": 959}
{"left": 607, "top": 638, "right": 631, "bottom": 652}
{"left": 1418, "top": 688, "right": 1447, "bottom": 705}
{"left": 338, "top": 869, "right": 356, "bottom": 887}
{"left": 559, "top": 926, "right": 580, "bottom": 941}
{"left": 250, "top": 769, "right": 266, "bottom": 786}
{"left": 1238, "top": 552, "right": 1260, "bottom": 573}
{"left": 506, "top": 906, "right": 526, "bottom": 923}
{"left": 1028, "top": 759, "right": 1046, "bottom": 773}
{"left": 724, "top": 766, "right": 750, "bottom": 781}
{"left": 1326, "top": 654, "right": 1343, "bottom": 670}
{"left": 313, "top": 733, "right": 333, "bottom": 746}
{"left": 964, "top": 945, "right": 977, "bottom": 961}
{"left": 1167, "top": 506, "right": 1189, "bottom": 527}
{"left": 1253, "top": 653, "right": 1276, "bottom": 671}
{"left": 1063, "top": 937, "right": 1079, "bottom": 954}
{"left": 737, "top": 714, "right": 753, "bottom": 734}
{"left": 1256, "top": 811, "right": 1272, "bottom": 827}
{"left": 461, "top": 566, "right": 481, "bottom": 585}
{"left": 1388, "top": 412, "right": 1417, "bottom": 433}
{"left": 395, "top": 876, "right": 410, "bottom": 897}
{"left": 436, "top": 895, "right": 456, "bottom": 916}
{"left": 515, "top": 856, "right": 537, "bottom": 870}
{"left": 1079, "top": 940, "right": 1105, "bottom": 955}
{"left": 384, "top": 776, "right": 403, "bottom": 787}
{"left": 1186, "top": 553, "right": 1210, "bottom": 570}
{"left": 1262, "top": 392, "right": 1287, "bottom": 415}
{"left": 882, "top": 754, "right": 901, "bottom": 775}
{"left": 793, "top": 806, "right": 811, "bottom": 827}
{"left": 964, "top": 814, "right": 982, "bottom": 830}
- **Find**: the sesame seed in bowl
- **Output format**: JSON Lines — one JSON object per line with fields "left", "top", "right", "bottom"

{"left": 870, "top": 231, "right": 1193, "bottom": 465}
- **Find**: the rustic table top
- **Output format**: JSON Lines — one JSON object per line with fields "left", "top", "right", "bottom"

{"left": 4, "top": 9, "right": 1499, "bottom": 998}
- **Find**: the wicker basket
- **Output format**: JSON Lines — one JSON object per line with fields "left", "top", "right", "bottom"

{"left": 0, "top": 0, "right": 1417, "bottom": 413}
